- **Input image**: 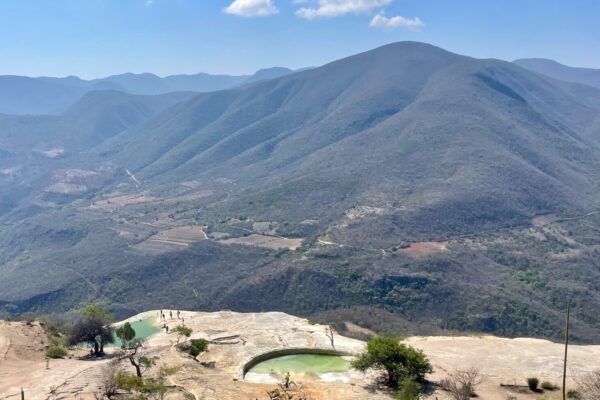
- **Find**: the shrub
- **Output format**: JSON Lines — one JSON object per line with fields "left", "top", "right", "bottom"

{"left": 438, "top": 377, "right": 453, "bottom": 391}
{"left": 527, "top": 377, "right": 539, "bottom": 391}
{"left": 397, "top": 378, "right": 422, "bottom": 400}
{"left": 172, "top": 326, "right": 192, "bottom": 345}
{"left": 140, "top": 379, "right": 167, "bottom": 399}
{"left": 115, "top": 372, "right": 145, "bottom": 392}
{"left": 567, "top": 389, "right": 581, "bottom": 399}
{"left": 39, "top": 315, "right": 70, "bottom": 338}
{"left": 575, "top": 369, "right": 600, "bottom": 399}
{"left": 115, "top": 372, "right": 167, "bottom": 399}
{"left": 96, "top": 362, "right": 119, "bottom": 399}
{"left": 46, "top": 345, "right": 68, "bottom": 359}
{"left": 541, "top": 381, "right": 557, "bottom": 391}
{"left": 441, "top": 367, "right": 483, "bottom": 400}
{"left": 178, "top": 338, "right": 209, "bottom": 357}
{"left": 352, "top": 335, "right": 432, "bottom": 388}
{"left": 189, "top": 339, "right": 208, "bottom": 357}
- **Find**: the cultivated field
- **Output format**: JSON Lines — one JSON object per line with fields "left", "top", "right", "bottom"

{"left": 133, "top": 225, "right": 208, "bottom": 254}
{"left": 218, "top": 234, "right": 303, "bottom": 250}
{"left": 399, "top": 241, "right": 449, "bottom": 257}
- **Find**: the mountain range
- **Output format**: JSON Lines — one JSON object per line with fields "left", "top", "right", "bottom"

{"left": 0, "top": 67, "right": 294, "bottom": 115}
{"left": 515, "top": 58, "right": 600, "bottom": 89}
{"left": 2, "top": 42, "right": 600, "bottom": 342}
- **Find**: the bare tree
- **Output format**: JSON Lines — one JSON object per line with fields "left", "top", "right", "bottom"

{"left": 440, "top": 367, "right": 484, "bottom": 400}
{"left": 118, "top": 338, "right": 157, "bottom": 378}
{"left": 94, "top": 361, "right": 120, "bottom": 399}
{"left": 325, "top": 325, "right": 335, "bottom": 349}
{"left": 575, "top": 370, "right": 600, "bottom": 400}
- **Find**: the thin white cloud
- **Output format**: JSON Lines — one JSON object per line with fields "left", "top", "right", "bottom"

{"left": 296, "top": 0, "right": 391, "bottom": 19}
{"left": 224, "top": 0, "right": 279, "bottom": 17}
{"left": 370, "top": 13, "right": 425, "bottom": 30}
{"left": 145, "top": 0, "right": 153, "bottom": 5}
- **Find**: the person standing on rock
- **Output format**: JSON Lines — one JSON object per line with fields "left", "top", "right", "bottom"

{"left": 170, "top": 310, "right": 173, "bottom": 320}
{"left": 177, "top": 310, "right": 181, "bottom": 319}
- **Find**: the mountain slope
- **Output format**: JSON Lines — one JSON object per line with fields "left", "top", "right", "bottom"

{"left": 0, "top": 90, "right": 197, "bottom": 220}
{"left": 0, "top": 90, "right": 196, "bottom": 156}
{"left": 2, "top": 42, "right": 600, "bottom": 341}
{"left": 97, "top": 42, "right": 600, "bottom": 240}
{"left": 515, "top": 58, "right": 600, "bottom": 89}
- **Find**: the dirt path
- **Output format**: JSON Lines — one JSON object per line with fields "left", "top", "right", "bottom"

{"left": 125, "top": 169, "right": 141, "bottom": 187}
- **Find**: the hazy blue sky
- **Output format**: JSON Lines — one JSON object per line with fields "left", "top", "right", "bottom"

{"left": 1, "top": 0, "right": 598, "bottom": 78}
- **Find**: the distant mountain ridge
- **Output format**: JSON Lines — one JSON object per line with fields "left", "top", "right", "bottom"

{"left": 0, "top": 67, "right": 296, "bottom": 115}
{"left": 514, "top": 58, "right": 600, "bottom": 89}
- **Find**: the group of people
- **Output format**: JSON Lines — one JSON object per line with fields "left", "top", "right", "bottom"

{"left": 158, "top": 309, "right": 184, "bottom": 333}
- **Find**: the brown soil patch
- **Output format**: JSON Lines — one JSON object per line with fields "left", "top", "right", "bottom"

{"left": 399, "top": 241, "right": 448, "bottom": 257}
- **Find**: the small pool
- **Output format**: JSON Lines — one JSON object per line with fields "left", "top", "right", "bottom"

{"left": 110, "top": 317, "right": 160, "bottom": 348}
{"left": 247, "top": 354, "right": 351, "bottom": 375}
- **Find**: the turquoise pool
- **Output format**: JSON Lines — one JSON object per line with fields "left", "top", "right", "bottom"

{"left": 110, "top": 317, "right": 160, "bottom": 348}
{"left": 247, "top": 354, "right": 350, "bottom": 375}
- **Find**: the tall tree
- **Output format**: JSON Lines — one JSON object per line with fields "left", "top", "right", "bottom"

{"left": 116, "top": 323, "right": 157, "bottom": 377}
{"left": 69, "top": 316, "right": 114, "bottom": 355}
{"left": 115, "top": 322, "right": 136, "bottom": 349}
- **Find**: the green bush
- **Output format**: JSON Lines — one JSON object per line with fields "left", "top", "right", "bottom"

{"left": 115, "top": 372, "right": 166, "bottom": 398}
{"left": 189, "top": 339, "right": 208, "bottom": 357}
{"left": 115, "top": 372, "right": 145, "bottom": 392}
{"left": 352, "top": 335, "right": 432, "bottom": 388}
{"left": 527, "top": 377, "right": 539, "bottom": 391}
{"left": 397, "top": 378, "right": 422, "bottom": 400}
{"left": 178, "top": 338, "right": 209, "bottom": 357}
{"left": 46, "top": 345, "right": 68, "bottom": 359}
{"left": 172, "top": 326, "right": 192, "bottom": 338}
{"left": 541, "top": 381, "right": 558, "bottom": 391}
{"left": 567, "top": 389, "right": 582, "bottom": 399}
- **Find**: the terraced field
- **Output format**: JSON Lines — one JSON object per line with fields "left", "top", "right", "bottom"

{"left": 133, "top": 225, "right": 208, "bottom": 254}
